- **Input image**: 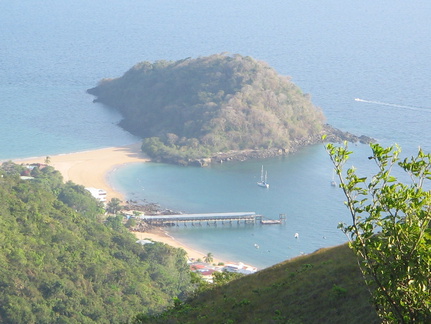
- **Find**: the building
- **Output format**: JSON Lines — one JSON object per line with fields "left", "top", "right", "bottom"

{"left": 85, "top": 187, "right": 107, "bottom": 202}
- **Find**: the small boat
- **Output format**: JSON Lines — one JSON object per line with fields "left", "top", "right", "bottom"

{"left": 257, "top": 165, "right": 269, "bottom": 188}
{"left": 260, "top": 219, "right": 282, "bottom": 225}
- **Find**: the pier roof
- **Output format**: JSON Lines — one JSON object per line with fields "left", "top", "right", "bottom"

{"left": 139, "top": 212, "right": 256, "bottom": 222}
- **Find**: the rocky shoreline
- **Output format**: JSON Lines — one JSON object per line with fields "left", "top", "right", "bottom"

{"left": 187, "top": 124, "right": 374, "bottom": 167}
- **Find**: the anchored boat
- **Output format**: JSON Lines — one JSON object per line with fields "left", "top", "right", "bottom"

{"left": 257, "top": 165, "right": 269, "bottom": 188}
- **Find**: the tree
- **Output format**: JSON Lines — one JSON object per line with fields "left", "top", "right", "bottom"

{"left": 204, "top": 252, "right": 213, "bottom": 264}
{"left": 0, "top": 163, "right": 194, "bottom": 323}
{"left": 106, "top": 198, "right": 122, "bottom": 214}
{"left": 212, "top": 271, "right": 243, "bottom": 286}
{"left": 125, "top": 217, "right": 137, "bottom": 229}
{"left": 105, "top": 215, "right": 124, "bottom": 231}
{"left": 326, "top": 141, "right": 431, "bottom": 323}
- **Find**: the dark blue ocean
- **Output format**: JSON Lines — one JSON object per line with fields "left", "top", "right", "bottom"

{"left": 2, "top": 0, "right": 431, "bottom": 268}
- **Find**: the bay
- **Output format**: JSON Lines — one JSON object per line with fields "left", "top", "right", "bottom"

{"left": 110, "top": 144, "right": 379, "bottom": 269}
{"left": 1, "top": 0, "right": 431, "bottom": 268}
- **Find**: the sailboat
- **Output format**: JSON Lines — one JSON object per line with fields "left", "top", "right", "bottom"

{"left": 257, "top": 165, "right": 269, "bottom": 188}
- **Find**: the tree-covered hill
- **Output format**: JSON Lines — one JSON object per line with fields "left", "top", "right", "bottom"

{"left": 88, "top": 54, "right": 364, "bottom": 165}
{"left": 0, "top": 162, "right": 192, "bottom": 323}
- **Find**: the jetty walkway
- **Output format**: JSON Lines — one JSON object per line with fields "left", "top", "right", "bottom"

{"left": 139, "top": 212, "right": 262, "bottom": 226}
{"left": 138, "top": 212, "right": 286, "bottom": 226}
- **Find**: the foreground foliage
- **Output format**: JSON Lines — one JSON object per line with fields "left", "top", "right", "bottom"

{"left": 133, "top": 244, "right": 379, "bottom": 324}
{"left": 326, "top": 142, "right": 431, "bottom": 323}
{"left": 0, "top": 162, "right": 192, "bottom": 323}
{"left": 88, "top": 53, "right": 326, "bottom": 164}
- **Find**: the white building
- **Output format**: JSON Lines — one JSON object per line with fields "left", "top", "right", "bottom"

{"left": 85, "top": 187, "right": 107, "bottom": 202}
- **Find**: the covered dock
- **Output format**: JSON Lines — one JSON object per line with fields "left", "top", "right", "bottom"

{"left": 139, "top": 212, "right": 261, "bottom": 226}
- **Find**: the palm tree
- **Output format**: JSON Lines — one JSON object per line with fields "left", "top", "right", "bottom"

{"left": 107, "top": 198, "right": 122, "bottom": 214}
{"left": 204, "top": 252, "right": 214, "bottom": 264}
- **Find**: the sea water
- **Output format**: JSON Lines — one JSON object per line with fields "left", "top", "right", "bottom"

{"left": 1, "top": 0, "right": 431, "bottom": 268}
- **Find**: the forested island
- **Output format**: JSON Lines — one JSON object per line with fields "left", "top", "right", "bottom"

{"left": 88, "top": 54, "right": 372, "bottom": 166}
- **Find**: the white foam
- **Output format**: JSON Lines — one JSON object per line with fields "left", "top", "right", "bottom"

{"left": 354, "top": 98, "right": 431, "bottom": 113}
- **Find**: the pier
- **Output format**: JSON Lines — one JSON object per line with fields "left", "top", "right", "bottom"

{"left": 139, "top": 212, "right": 261, "bottom": 226}
{"left": 139, "top": 212, "right": 285, "bottom": 227}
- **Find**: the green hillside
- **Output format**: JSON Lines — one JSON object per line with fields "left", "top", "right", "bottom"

{"left": 0, "top": 162, "right": 192, "bottom": 323}
{"left": 88, "top": 54, "right": 332, "bottom": 165}
{"left": 1, "top": 161, "right": 382, "bottom": 323}
{"left": 133, "top": 244, "right": 380, "bottom": 324}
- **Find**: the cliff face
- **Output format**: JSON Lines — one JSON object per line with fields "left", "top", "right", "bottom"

{"left": 88, "top": 53, "right": 372, "bottom": 165}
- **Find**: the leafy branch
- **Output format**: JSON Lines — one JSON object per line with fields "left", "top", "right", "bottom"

{"left": 325, "top": 141, "right": 431, "bottom": 323}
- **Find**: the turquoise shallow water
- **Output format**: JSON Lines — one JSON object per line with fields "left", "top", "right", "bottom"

{"left": 2, "top": 0, "right": 431, "bottom": 268}
{"left": 109, "top": 144, "right": 374, "bottom": 269}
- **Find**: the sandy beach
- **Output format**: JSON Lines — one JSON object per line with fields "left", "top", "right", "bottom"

{"left": 133, "top": 229, "right": 226, "bottom": 265}
{"left": 12, "top": 143, "right": 229, "bottom": 265}
{"left": 14, "top": 142, "right": 149, "bottom": 201}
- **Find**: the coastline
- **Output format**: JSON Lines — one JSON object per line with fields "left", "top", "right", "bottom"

{"left": 133, "top": 228, "right": 227, "bottom": 265}
{"left": 13, "top": 142, "right": 149, "bottom": 201}
{"left": 12, "top": 144, "right": 233, "bottom": 266}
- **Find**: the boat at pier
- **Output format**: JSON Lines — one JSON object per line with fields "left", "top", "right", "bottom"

{"left": 260, "top": 214, "right": 286, "bottom": 225}
{"left": 260, "top": 219, "right": 282, "bottom": 224}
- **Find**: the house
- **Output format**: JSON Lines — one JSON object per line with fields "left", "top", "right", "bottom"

{"left": 85, "top": 187, "right": 107, "bottom": 202}
{"left": 135, "top": 239, "right": 154, "bottom": 245}
{"left": 199, "top": 269, "right": 218, "bottom": 283}
{"left": 222, "top": 262, "right": 257, "bottom": 274}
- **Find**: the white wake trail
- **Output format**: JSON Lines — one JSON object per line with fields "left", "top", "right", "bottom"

{"left": 354, "top": 98, "right": 431, "bottom": 113}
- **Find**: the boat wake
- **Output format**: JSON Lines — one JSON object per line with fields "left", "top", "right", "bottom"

{"left": 354, "top": 98, "right": 431, "bottom": 113}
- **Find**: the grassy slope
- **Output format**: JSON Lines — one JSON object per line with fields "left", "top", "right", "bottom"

{"left": 150, "top": 244, "right": 380, "bottom": 324}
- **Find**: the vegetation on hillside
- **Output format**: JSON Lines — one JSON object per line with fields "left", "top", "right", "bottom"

{"left": 132, "top": 244, "right": 379, "bottom": 324}
{"left": 0, "top": 162, "right": 193, "bottom": 323}
{"left": 88, "top": 53, "right": 328, "bottom": 164}
{"left": 327, "top": 142, "right": 431, "bottom": 323}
